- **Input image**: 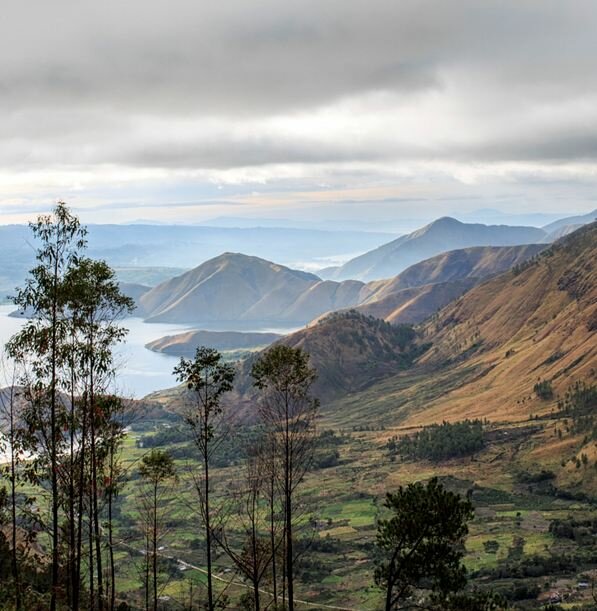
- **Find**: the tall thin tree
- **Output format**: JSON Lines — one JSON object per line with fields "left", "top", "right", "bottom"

{"left": 7, "top": 202, "right": 86, "bottom": 611}
{"left": 138, "top": 449, "right": 177, "bottom": 611}
{"left": 251, "top": 345, "right": 319, "bottom": 611}
{"left": 174, "top": 347, "right": 235, "bottom": 611}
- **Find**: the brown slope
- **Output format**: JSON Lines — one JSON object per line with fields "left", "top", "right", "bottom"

{"left": 355, "top": 279, "right": 477, "bottom": 325}
{"left": 326, "top": 222, "right": 597, "bottom": 427}
{"left": 323, "top": 244, "right": 545, "bottom": 326}
{"left": 361, "top": 244, "right": 546, "bottom": 303}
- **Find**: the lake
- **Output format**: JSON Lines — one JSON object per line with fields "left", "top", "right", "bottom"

{"left": 0, "top": 305, "right": 297, "bottom": 398}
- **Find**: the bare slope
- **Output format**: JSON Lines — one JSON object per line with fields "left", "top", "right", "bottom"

{"left": 141, "top": 244, "right": 545, "bottom": 327}
{"left": 321, "top": 217, "right": 547, "bottom": 281}
{"left": 334, "top": 244, "right": 546, "bottom": 325}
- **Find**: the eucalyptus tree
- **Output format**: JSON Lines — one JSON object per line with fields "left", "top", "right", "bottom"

{"left": 138, "top": 449, "right": 177, "bottom": 611}
{"left": 251, "top": 345, "right": 319, "bottom": 611}
{"left": 66, "top": 257, "right": 134, "bottom": 610}
{"left": 213, "top": 442, "right": 281, "bottom": 611}
{"left": 0, "top": 365, "right": 24, "bottom": 611}
{"left": 6, "top": 202, "right": 86, "bottom": 611}
{"left": 174, "top": 347, "right": 235, "bottom": 611}
{"left": 6, "top": 203, "right": 134, "bottom": 611}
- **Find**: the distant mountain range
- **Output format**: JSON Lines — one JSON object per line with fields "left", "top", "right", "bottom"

{"left": 0, "top": 223, "right": 395, "bottom": 301}
{"left": 138, "top": 243, "right": 546, "bottom": 327}
{"left": 319, "top": 217, "right": 548, "bottom": 281}
{"left": 227, "top": 222, "right": 597, "bottom": 421}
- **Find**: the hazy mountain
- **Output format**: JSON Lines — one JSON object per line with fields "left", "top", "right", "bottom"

{"left": 140, "top": 253, "right": 322, "bottom": 324}
{"left": 146, "top": 330, "right": 281, "bottom": 357}
{"left": 542, "top": 208, "right": 597, "bottom": 234}
{"left": 544, "top": 224, "right": 585, "bottom": 242}
{"left": 319, "top": 217, "right": 547, "bottom": 281}
{"left": 119, "top": 282, "right": 151, "bottom": 303}
{"left": 0, "top": 222, "right": 395, "bottom": 300}
{"left": 360, "top": 244, "right": 546, "bottom": 304}
{"left": 140, "top": 244, "right": 545, "bottom": 327}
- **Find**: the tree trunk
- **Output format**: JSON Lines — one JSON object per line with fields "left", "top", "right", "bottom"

{"left": 284, "top": 394, "right": 294, "bottom": 611}
{"left": 50, "top": 264, "right": 59, "bottom": 611}
{"left": 9, "top": 386, "right": 22, "bottom": 611}
{"left": 153, "top": 483, "right": 158, "bottom": 611}
{"left": 73, "top": 395, "right": 88, "bottom": 611}
{"left": 108, "top": 447, "right": 116, "bottom": 611}
{"left": 204, "top": 439, "right": 214, "bottom": 611}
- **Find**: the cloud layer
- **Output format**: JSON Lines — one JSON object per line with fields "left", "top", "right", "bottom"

{"left": 2, "top": 1, "right": 597, "bottom": 220}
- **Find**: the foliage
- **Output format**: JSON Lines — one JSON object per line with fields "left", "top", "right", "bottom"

{"left": 387, "top": 419, "right": 485, "bottom": 462}
{"left": 374, "top": 477, "right": 474, "bottom": 610}
{"left": 251, "top": 344, "right": 319, "bottom": 611}
{"left": 533, "top": 379, "right": 554, "bottom": 400}
{"left": 557, "top": 381, "right": 597, "bottom": 436}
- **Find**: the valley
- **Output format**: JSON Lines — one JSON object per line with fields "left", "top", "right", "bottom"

{"left": 1, "top": 212, "right": 596, "bottom": 610}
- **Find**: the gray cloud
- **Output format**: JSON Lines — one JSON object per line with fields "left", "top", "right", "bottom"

{"left": 1, "top": 0, "right": 597, "bottom": 191}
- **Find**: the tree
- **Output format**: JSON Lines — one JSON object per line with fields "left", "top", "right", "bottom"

{"left": 65, "top": 257, "right": 133, "bottom": 611}
{"left": 0, "top": 364, "right": 24, "bottom": 610}
{"left": 214, "top": 442, "right": 281, "bottom": 611}
{"left": 138, "top": 449, "right": 177, "bottom": 611}
{"left": 374, "top": 477, "right": 474, "bottom": 610}
{"left": 6, "top": 202, "right": 86, "bottom": 611}
{"left": 174, "top": 347, "right": 235, "bottom": 611}
{"left": 251, "top": 345, "right": 319, "bottom": 611}
{"left": 6, "top": 204, "right": 133, "bottom": 610}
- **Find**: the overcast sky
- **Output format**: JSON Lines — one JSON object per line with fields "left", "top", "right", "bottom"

{"left": 1, "top": 1, "right": 597, "bottom": 226}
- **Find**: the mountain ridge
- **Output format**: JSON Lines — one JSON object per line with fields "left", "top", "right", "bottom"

{"left": 320, "top": 217, "right": 548, "bottom": 281}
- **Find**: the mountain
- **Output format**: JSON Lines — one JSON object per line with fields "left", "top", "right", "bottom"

{"left": 234, "top": 311, "right": 426, "bottom": 403}
{"left": 0, "top": 222, "right": 395, "bottom": 300}
{"left": 140, "top": 253, "right": 365, "bottom": 325}
{"left": 146, "top": 330, "right": 281, "bottom": 357}
{"left": 325, "top": 244, "right": 546, "bottom": 326}
{"left": 360, "top": 244, "right": 546, "bottom": 304}
{"left": 119, "top": 282, "right": 151, "bottom": 303}
{"left": 140, "top": 244, "right": 546, "bottom": 327}
{"left": 354, "top": 279, "right": 478, "bottom": 325}
{"left": 139, "top": 253, "right": 318, "bottom": 324}
{"left": 322, "top": 222, "right": 597, "bottom": 427}
{"left": 542, "top": 208, "right": 597, "bottom": 234}
{"left": 319, "top": 217, "right": 547, "bottom": 281}
{"left": 544, "top": 224, "right": 585, "bottom": 242}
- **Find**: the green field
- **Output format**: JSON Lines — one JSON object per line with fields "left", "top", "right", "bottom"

{"left": 102, "top": 413, "right": 597, "bottom": 610}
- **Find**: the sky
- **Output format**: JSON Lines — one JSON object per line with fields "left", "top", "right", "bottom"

{"left": 1, "top": 1, "right": 597, "bottom": 227}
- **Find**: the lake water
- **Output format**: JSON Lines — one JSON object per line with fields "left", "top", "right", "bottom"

{"left": 0, "top": 305, "right": 297, "bottom": 399}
